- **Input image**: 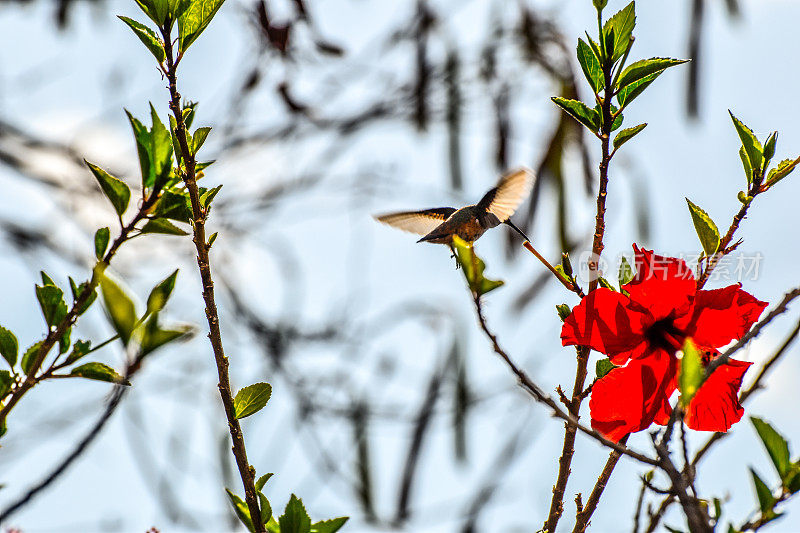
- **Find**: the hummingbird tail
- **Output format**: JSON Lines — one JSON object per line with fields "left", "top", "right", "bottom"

{"left": 504, "top": 219, "right": 530, "bottom": 242}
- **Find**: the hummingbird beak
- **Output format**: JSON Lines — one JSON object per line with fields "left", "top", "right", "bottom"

{"left": 504, "top": 219, "right": 530, "bottom": 242}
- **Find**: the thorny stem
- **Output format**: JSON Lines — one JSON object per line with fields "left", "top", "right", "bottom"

{"left": 0, "top": 195, "right": 156, "bottom": 426}
{"left": 161, "top": 22, "right": 264, "bottom": 532}
{"left": 545, "top": 26, "right": 617, "bottom": 532}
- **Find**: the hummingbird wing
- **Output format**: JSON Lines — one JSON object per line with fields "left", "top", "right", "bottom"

{"left": 373, "top": 207, "right": 457, "bottom": 236}
{"left": 476, "top": 167, "right": 535, "bottom": 227}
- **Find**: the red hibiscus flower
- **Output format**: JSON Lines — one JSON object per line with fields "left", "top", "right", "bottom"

{"left": 561, "top": 245, "right": 767, "bottom": 442}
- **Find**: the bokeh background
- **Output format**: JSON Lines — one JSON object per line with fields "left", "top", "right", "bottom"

{"left": 1, "top": 0, "right": 799, "bottom": 531}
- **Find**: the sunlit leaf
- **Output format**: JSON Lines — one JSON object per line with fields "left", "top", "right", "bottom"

{"left": 679, "top": 339, "right": 703, "bottom": 407}
{"left": 730, "top": 111, "right": 763, "bottom": 173}
{"left": 577, "top": 38, "right": 604, "bottom": 93}
{"left": 141, "top": 218, "right": 189, "bottom": 236}
{"left": 85, "top": 161, "right": 131, "bottom": 216}
{"left": 70, "top": 362, "right": 130, "bottom": 385}
{"left": 0, "top": 326, "right": 18, "bottom": 368}
{"left": 616, "top": 58, "right": 687, "bottom": 91}
{"left": 100, "top": 275, "right": 138, "bottom": 346}
{"left": 602, "top": 1, "right": 635, "bottom": 62}
{"left": 551, "top": 97, "right": 600, "bottom": 132}
{"left": 686, "top": 199, "right": 721, "bottom": 256}
{"left": 311, "top": 517, "right": 349, "bottom": 533}
{"left": 178, "top": 0, "right": 226, "bottom": 53}
{"left": 279, "top": 494, "right": 311, "bottom": 533}
{"left": 234, "top": 382, "right": 273, "bottom": 419}
{"left": 118, "top": 16, "right": 165, "bottom": 63}
{"left": 225, "top": 488, "right": 255, "bottom": 533}
{"left": 751, "top": 417, "right": 792, "bottom": 482}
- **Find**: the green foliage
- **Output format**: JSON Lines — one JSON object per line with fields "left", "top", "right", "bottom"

{"left": 178, "top": 0, "right": 226, "bottom": 53}
{"left": 452, "top": 236, "right": 504, "bottom": 296}
{"left": 141, "top": 218, "right": 189, "bottom": 235}
{"left": 0, "top": 371, "right": 12, "bottom": 397}
{"left": 592, "top": 0, "right": 608, "bottom": 11}
{"left": 35, "top": 283, "right": 67, "bottom": 328}
{"left": 596, "top": 358, "right": 617, "bottom": 379}
{"left": 226, "top": 488, "right": 255, "bottom": 532}
{"left": 551, "top": 97, "right": 600, "bottom": 132}
{"left": 739, "top": 147, "right": 754, "bottom": 185}
{"left": 602, "top": 1, "right": 635, "bottom": 62}
{"left": 686, "top": 199, "right": 721, "bottom": 255}
{"left": 618, "top": 256, "right": 634, "bottom": 286}
{"left": 751, "top": 417, "right": 791, "bottom": 481}
{"left": 279, "top": 495, "right": 311, "bottom": 533}
{"left": 730, "top": 111, "right": 763, "bottom": 175}
{"left": 118, "top": 16, "right": 165, "bottom": 63}
{"left": 154, "top": 190, "right": 193, "bottom": 223}
{"left": 147, "top": 269, "right": 179, "bottom": 314}
{"left": 766, "top": 158, "right": 800, "bottom": 188}
{"left": 70, "top": 362, "right": 130, "bottom": 385}
{"left": 125, "top": 107, "right": 174, "bottom": 194}
{"left": 555, "top": 304, "right": 571, "bottom": 322}
{"left": 69, "top": 277, "right": 97, "bottom": 316}
{"left": 192, "top": 126, "right": 212, "bottom": 153}
{"left": 0, "top": 326, "right": 19, "bottom": 368}
{"left": 139, "top": 315, "right": 192, "bottom": 356}
{"left": 763, "top": 132, "right": 778, "bottom": 169}
{"left": 100, "top": 275, "right": 138, "bottom": 346}
{"left": 750, "top": 468, "right": 779, "bottom": 520}
{"left": 311, "top": 518, "right": 349, "bottom": 533}
{"left": 679, "top": 339, "right": 702, "bottom": 407}
{"left": 95, "top": 227, "right": 110, "bottom": 259}
{"left": 20, "top": 341, "right": 47, "bottom": 376}
{"left": 617, "top": 72, "right": 658, "bottom": 109}
{"left": 85, "top": 161, "right": 131, "bottom": 216}
{"left": 234, "top": 382, "right": 273, "bottom": 419}
{"left": 612, "top": 124, "right": 647, "bottom": 151}
{"left": 135, "top": 0, "right": 170, "bottom": 26}
{"left": 577, "top": 38, "right": 604, "bottom": 93}
{"left": 65, "top": 339, "right": 92, "bottom": 365}
{"left": 616, "top": 58, "right": 687, "bottom": 91}
{"left": 597, "top": 277, "right": 616, "bottom": 291}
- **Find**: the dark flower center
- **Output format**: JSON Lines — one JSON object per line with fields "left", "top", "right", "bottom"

{"left": 645, "top": 318, "right": 685, "bottom": 352}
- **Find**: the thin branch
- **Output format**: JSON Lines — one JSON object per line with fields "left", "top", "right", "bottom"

{"left": 572, "top": 436, "right": 628, "bottom": 533}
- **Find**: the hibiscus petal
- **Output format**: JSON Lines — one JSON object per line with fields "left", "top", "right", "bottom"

{"left": 685, "top": 358, "right": 752, "bottom": 432}
{"left": 677, "top": 285, "right": 768, "bottom": 349}
{"left": 624, "top": 245, "right": 696, "bottom": 321}
{"left": 561, "top": 288, "right": 649, "bottom": 359}
{"left": 589, "top": 349, "right": 678, "bottom": 442}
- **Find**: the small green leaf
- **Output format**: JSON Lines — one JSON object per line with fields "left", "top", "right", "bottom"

{"left": 225, "top": 488, "right": 255, "bottom": 533}
{"left": 602, "top": 1, "right": 635, "bottom": 62}
{"left": 149, "top": 104, "right": 174, "bottom": 193}
{"left": 786, "top": 465, "right": 800, "bottom": 494}
{"left": 311, "top": 517, "right": 349, "bottom": 533}
{"left": 596, "top": 358, "right": 617, "bottom": 379}
{"left": 192, "top": 126, "right": 212, "bottom": 153}
{"left": 147, "top": 270, "right": 179, "bottom": 314}
{"left": 21, "top": 341, "right": 47, "bottom": 376}
{"left": 178, "top": 0, "right": 226, "bottom": 53}
{"left": 100, "top": 275, "right": 138, "bottom": 346}
{"left": 69, "top": 278, "right": 97, "bottom": 316}
{"left": 679, "top": 339, "right": 703, "bottom": 407}
{"left": 279, "top": 494, "right": 312, "bottom": 533}
{"left": 40, "top": 271, "right": 56, "bottom": 286}
{"left": 763, "top": 132, "right": 778, "bottom": 168}
{"left": 35, "top": 284, "right": 67, "bottom": 327}
{"left": 0, "top": 326, "right": 18, "bottom": 368}
{"left": 260, "top": 493, "right": 273, "bottom": 526}
{"left": 85, "top": 161, "right": 131, "bottom": 216}
{"left": 200, "top": 184, "right": 222, "bottom": 208}
{"left": 234, "top": 382, "right": 273, "bottom": 419}
{"left": 617, "top": 71, "right": 660, "bottom": 109}
{"left": 95, "top": 227, "right": 110, "bottom": 260}
{"left": 207, "top": 232, "right": 218, "bottom": 248}
{"left": 686, "top": 199, "right": 721, "bottom": 256}
{"left": 729, "top": 111, "right": 763, "bottom": 174}
{"left": 141, "top": 218, "right": 189, "bottom": 236}
{"left": 551, "top": 97, "right": 600, "bottom": 131}
{"left": 139, "top": 316, "right": 193, "bottom": 357}
{"left": 65, "top": 339, "right": 92, "bottom": 365}
{"left": 0, "top": 370, "right": 12, "bottom": 397}
{"left": 598, "top": 277, "right": 616, "bottom": 291}
{"left": 118, "top": 16, "right": 165, "bottom": 63}
{"left": 452, "top": 236, "right": 504, "bottom": 296}
{"left": 750, "top": 468, "right": 777, "bottom": 514}
{"left": 134, "top": 0, "right": 169, "bottom": 25}
{"left": 155, "top": 190, "right": 192, "bottom": 223}
{"left": 751, "top": 417, "right": 791, "bottom": 481}
{"left": 766, "top": 158, "right": 799, "bottom": 187}
{"left": 740, "top": 146, "right": 754, "bottom": 184}
{"left": 577, "top": 38, "right": 604, "bottom": 93}
{"left": 556, "top": 304, "right": 571, "bottom": 322}
{"left": 255, "top": 473, "right": 274, "bottom": 492}
{"left": 616, "top": 58, "right": 687, "bottom": 91}
{"left": 585, "top": 32, "right": 603, "bottom": 64}
{"left": 70, "top": 362, "right": 130, "bottom": 385}
{"left": 618, "top": 256, "right": 634, "bottom": 286}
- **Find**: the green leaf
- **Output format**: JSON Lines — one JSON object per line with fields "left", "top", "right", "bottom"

{"left": 740, "top": 146, "right": 754, "bottom": 184}
{"left": 255, "top": 473, "right": 274, "bottom": 492}
{"left": 602, "top": 1, "right": 635, "bottom": 62}
{"left": 147, "top": 269, "right": 179, "bottom": 314}
{"left": 207, "top": 232, "right": 218, "bottom": 248}
{"left": 139, "top": 316, "right": 193, "bottom": 357}
{"left": 40, "top": 271, "right": 56, "bottom": 286}
{"left": 225, "top": 488, "right": 255, "bottom": 533}
{"left": 618, "top": 256, "right": 634, "bottom": 286}
{"left": 279, "top": 494, "right": 312, "bottom": 533}
{"left": 69, "top": 278, "right": 97, "bottom": 316}
{"left": 192, "top": 126, "right": 212, "bottom": 153}
{"left": 126, "top": 110, "right": 153, "bottom": 189}
{"left": 593, "top": 0, "right": 608, "bottom": 10}
{"left": 616, "top": 58, "right": 687, "bottom": 91}
{"left": 555, "top": 303, "right": 571, "bottom": 322}
{"left": 65, "top": 339, "right": 92, "bottom": 365}
{"left": 95, "top": 227, "right": 110, "bottom": 259}
{"left": 679, "top": 339, "right": 703, "bottom": 407}
{"left": 585, "top": 32, "right": 603, "bottom": 64}
{"left": 135, "top": 0, "right": 170, "bottom": 25}
{"left": 0, "top": 370, "right": 12, "bottom": 397}
{"left": 751, "top": 417, "right": 791, "bottom": 481}
{"left": 596, "top": 358, "right": 617, "bottom": 379}
{"left": 234, "top": 382, "right": 273, "bottom": 419}
{"left": 577, "top": 38, "right": 604, "bottom": 93}
{"left": 686, "top": 199, "right": 721, "bottom": 256}
{"left": 85, "top": 161, "right": 131, "bottom": 216}
{"left": 617, "top": 71, "right": 660, "bottom": 109}
{"left": 100, "top": 276, "right": 138, "bottom": 346}
{"left": 169, "top": 0, "right": 192, "bottom": 19}
{"left": 598, "top": 277, "right": 616, "bottom": 291}
{"left": 729, "top": 111, "right": 763, "bottom": 174}
{"left": 551, "top": 97, "right": 600, "bottom": 132}
{"left": 155, "top": 190, "right": 192, "bottom": 223}
{"left": 35, "top": 284, "right": 67, "bottom": 327}
{"left": 178, "top": 0, "right": 226, "bottom": 54}
{"left": 21, "top": 341, "right": 47, "bottom": 376}
{"left": 149, "top": 104, "right": 174, "bottom": 193}
{"left": 70, "top": 362, "right": 130, "bottom": 385}
{"left": 452, "top": 236, "right": 504, "bottom": 296}
{"left": 0, "top": 326, "right": 18, "bottom": 368}
{"left": 311, "top": 517, "right": 349, "bottom": 533}
{"left": 118, "top": 16, "right": 165, "bottom": 63}
{"left": 763, "top": 132, "right": 778, "bottom": 168}
{"left": 766, "top": 158, "right": 800, "bottom": 187}
{"left": 141, "top": 218, "right": 189, "bottom": 236}
{"left": 786, "top": 465, "right": 800, "bottom": 494}
{"left": 200, "top": 184, "right": 222, "bottom": 208}
{"left": 750, "top": 467, "right": 777, "bottom": 514}
{"left": 260, "top": 493, "right": 273, "bottom": 526}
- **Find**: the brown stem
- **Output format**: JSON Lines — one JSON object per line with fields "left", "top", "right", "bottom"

{"left": 161, "top": 25, "right": 263, "bottom": 532}
{"left": 696, "top": 201, "right": 749, "bottom": 289}
{"left": 521, "top": 241, "right": 584, "bottom": 297}
{"left": 572, "top": 436, "right": 628, "bottom": 533}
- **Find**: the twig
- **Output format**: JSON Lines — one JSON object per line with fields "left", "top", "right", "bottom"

{"left": 632, "top": 475, "right": 648, "bottom": 533}
{"left": 160, "top": 23, "right": 263, "bottom": 532}
{"left": 572, "top": 436, "right": 629, "bottom": 533}
{"left": 521, "top": 241, "right": 584, "bottom": 297}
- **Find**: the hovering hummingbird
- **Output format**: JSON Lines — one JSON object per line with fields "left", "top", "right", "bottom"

{"left": 373, "top": 167, "right": 534, "bottom": 246}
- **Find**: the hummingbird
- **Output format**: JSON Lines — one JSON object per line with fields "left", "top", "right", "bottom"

{"left": 373, "top": 167, "right": 534, "bottom": 247}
